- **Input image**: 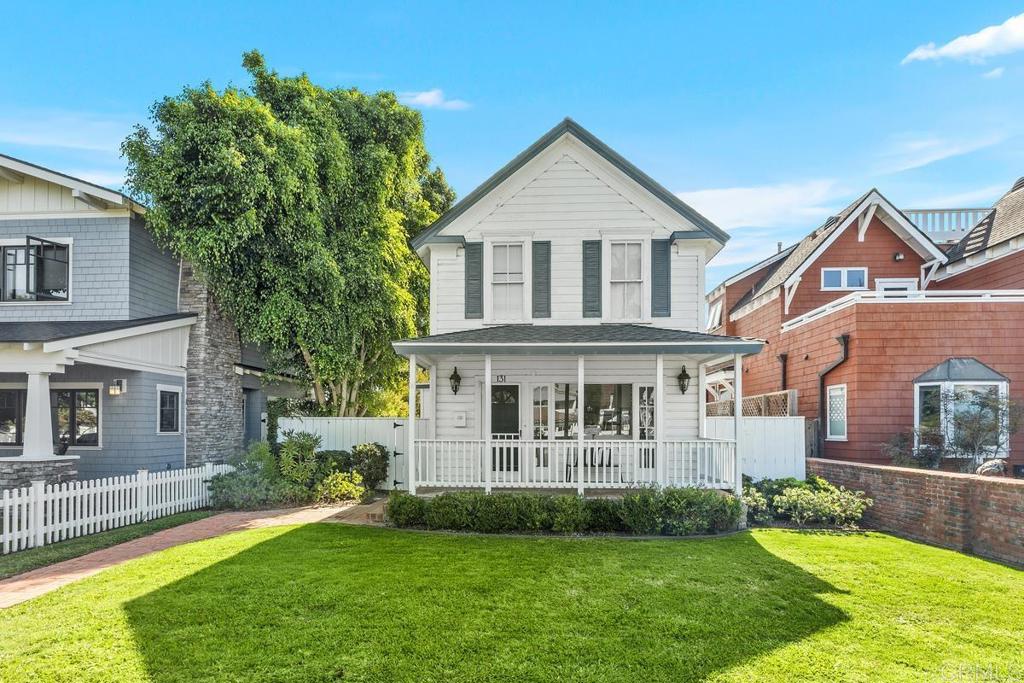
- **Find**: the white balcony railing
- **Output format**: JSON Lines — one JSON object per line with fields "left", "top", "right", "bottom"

{"left": 411, "top": 439, "right": 737, "bottom": 491}
{"left": 903, "top": 208, "right": 990, "bottom": 243}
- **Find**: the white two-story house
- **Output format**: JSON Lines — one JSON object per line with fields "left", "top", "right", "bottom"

{"left": 393, "top": 119, "right": 763, "bottom": 495}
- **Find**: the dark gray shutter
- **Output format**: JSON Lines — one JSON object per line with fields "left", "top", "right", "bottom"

{"left": 582, "top": 240, "right": 602, "bottom": 318}
{"left": 651, "top": 239, "right": 671, "bottom": 317}
{"left": 532, "top": 241, "right": 551, "bottom": 318}
{"left": 464, "top": 242, "right": 483, "bottom": 319}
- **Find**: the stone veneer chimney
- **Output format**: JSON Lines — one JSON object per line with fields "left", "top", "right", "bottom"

{"left": 178, "top": 261, "right": 245, "bottom": 465}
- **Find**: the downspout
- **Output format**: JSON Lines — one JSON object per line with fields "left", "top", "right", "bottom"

{"left": 817, "top": 334, "right": 850, "bottom": 456}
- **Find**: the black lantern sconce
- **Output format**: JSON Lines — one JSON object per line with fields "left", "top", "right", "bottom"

{"left": 677, "top": 365, "right": 691, "bottom": 394}
{"left": 449, "top": 367, "right": 462, "bottom": 395}
{"left": 893, "top": 252, "right": 905, "bottom": 262}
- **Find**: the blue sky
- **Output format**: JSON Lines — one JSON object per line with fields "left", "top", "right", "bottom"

{"left": 3, "top": 2, "right": 1024, "bottom": 287}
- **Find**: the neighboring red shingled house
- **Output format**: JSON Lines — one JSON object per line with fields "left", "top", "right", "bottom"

{"left": 707, "top": 178, "right": 1024, "bottom": 476}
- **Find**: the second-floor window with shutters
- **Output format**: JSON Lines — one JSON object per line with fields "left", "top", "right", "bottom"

{"left": 609, "top": 241, "right": 643, "bottom": 320}
{"left": 492, "top": 242, "right": 524, "bottom": 320}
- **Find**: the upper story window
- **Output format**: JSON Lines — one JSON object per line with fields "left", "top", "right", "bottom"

{"left": 821, "top": 267, "right": 867, "bottom": 291}
{"left": 2, "top": 236, "right": 70, "bottom": 303}
{"left": 707, "top": 299, "right": 724, "bottom": 330}
{"left": 609, "top": 241, "right": 643, "bottom": 320}
{"left": 491, "top": 242, "right": 525, "bottom": 321}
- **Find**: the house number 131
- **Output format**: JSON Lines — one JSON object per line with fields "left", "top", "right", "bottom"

{"left": 495, "top": 375, "right": 506, "bottom": 383}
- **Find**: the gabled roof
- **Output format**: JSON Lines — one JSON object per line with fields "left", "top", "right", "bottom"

{"left": 914, "top": 357, "right": 1008, "bottom": 383}
{"left": 0, "top": 153, "right": 144, "bottom": 213}
{"left": 709, "top": 243, "right": 797, "bottom": 297}
{"left": 732, "top": 189, "right": 946, "bottom": 312}
{"left": 945, "top": 177, "right": 1024, "bottom": 263}
{"left": 0, "top": 313, "right": 195, "bottom": 344}
{"left": 393, "top": 324, "right": 763, "bottom": 356}
{"left": 411, "top": 118, "right": 729, "bottom": 250}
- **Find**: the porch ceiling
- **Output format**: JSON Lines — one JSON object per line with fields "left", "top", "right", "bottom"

{"left": 393, "top": 324, "right": 764, "bottom": 357}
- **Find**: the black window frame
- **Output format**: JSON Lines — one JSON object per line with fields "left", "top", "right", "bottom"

{"left": 1, "top": 236, "right": 70, "bottom": 303}
{"left": 158, "top": 388, "right": 181, "bottom": 434}
{"left": 52, "top": 388, "right": 100, "bottom": 447}
{"left": 0, "top": 389, "right": 26, "bottom": 446}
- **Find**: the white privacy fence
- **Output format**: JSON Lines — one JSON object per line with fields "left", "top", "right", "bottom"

{"left": 706, "top": 416, "right": 806, "bottom": 480}
{"left": 1, "top": 463, "right": 232, "bottom": 555}
{"left": 276, "top": 417, "right": 430, "bottom": 490}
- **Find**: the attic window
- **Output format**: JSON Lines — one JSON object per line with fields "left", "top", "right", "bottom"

{"left": 821, "top": 267, "right": 867, "bottom": 291}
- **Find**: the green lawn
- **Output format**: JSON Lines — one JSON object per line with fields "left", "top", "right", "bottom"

{"left": 0, "top": 525, "right": 1020, "bottom": 682}
{"left": 0, "top": 510, "right": 214, "bottom": 581}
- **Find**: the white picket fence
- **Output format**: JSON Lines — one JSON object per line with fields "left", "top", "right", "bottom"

{"left": 706, "top": 416, "right": 807, "bottom": 480}
{"left": 1, "top": 462, "right": 232, "bottom": 555}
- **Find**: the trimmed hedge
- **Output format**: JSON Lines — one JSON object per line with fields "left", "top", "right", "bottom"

{"left": 387, "top": 488, "right": 741, "bottom": 536}
{"left": 742, "top": 474, "right": 873, "bottom": 528}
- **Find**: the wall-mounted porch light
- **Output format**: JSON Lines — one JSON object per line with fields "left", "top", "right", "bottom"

{"left": 449, "top": 367, "right": 462, "bottom": 395}
{"left": 894, "top": 252, "right": 905, "bottom": 262}
{"left": 108, "top": 379, "right": 127, "bottom": 396}
{"left": 677, "top": 365, "right": 691, "bottom": 394}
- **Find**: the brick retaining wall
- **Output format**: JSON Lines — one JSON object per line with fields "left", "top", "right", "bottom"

{"left": 808, "top": 458, "right": 1024, "bottom": 566}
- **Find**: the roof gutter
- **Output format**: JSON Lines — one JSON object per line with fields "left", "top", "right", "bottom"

{"left": 817, "top": 334, "right": 850, "bottom": 455}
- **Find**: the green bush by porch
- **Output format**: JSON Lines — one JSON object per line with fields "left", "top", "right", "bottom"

{"left": 1, "top": 524, "right": 1022, "bottom": 681}
{"left": 388, "top": 488, "right": 742, "bottom": 535}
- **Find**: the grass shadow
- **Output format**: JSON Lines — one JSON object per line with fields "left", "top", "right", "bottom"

{"left": 119, "top": 524, "right": 848, "bottom": 682}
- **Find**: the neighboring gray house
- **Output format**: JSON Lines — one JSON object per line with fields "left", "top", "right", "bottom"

{"left": 0, "top": 154, "right": 290, "bottom": 485}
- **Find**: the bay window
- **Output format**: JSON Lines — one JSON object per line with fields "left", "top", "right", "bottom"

{"left": 609, "top": 241, "right": 643, "bottom": 319}
{"left": 2, "top": 237, "right": 69, "bottom": 302}
{"left": 915, "top": 381, "right": 1009, "bottom": 457}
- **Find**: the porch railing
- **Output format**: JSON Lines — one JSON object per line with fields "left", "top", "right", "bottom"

{"left": 412, "top": 439, "right": 737, "bottom": 491}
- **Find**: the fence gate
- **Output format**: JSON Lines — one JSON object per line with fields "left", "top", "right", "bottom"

{"left": 276, "top": 417, "right": 427, "bottom": 491}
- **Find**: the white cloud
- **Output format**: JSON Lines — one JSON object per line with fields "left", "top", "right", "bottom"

{"left": 982, "top": 66, "right": 1006, "bottom": 79}
{"left": 399, "top": 89, "right": 470, "bottom": 111}
{"left": 0, "top": 110, "right": 134, "bottom": 153}
{"left": 676, "top": 179, "right": 840, "bottom": 229}
{"left": 875, "top": 133, "right": 1005, "bottom": 174}
{"left": 903, "top": 12, "right": 1024, "bottom": 64}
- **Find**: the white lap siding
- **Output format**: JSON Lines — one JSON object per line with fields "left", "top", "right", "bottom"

{"left": 431, "top": 354, "right": 699, "bottom": 441}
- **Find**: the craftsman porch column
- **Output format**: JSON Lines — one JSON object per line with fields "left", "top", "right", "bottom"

{"left": 576, "top": 355, "right": 585, "bottom": 495}
{"left": 23, "top": 371, "right": 54, "bottom": 459}
{"left": 733, "top": 353, "right": 744, "bottom": 497}
{"left": 407, "top": 354, "right": 416, "bottom": 495}
{"left": 484, "top": 354, "right": 492, "bottom": 493}
{"left": 697, "top": 362, "right": 707, "bottom": 439}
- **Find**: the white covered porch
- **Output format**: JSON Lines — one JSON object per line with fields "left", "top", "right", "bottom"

{"left": 394, "top": 326, "right": 763, "bottom": 495}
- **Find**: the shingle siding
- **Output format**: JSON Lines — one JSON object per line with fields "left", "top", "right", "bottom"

{"left": 128, "top": 216, "right": 179, "bottom": 318}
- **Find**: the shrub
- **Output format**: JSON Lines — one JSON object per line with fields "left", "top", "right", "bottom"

{"left": 209, "top": 470, "right": 309, "bottom": 509}
{"left": 315, "top": 450, "right": 353, "bottom": 480}
{"left": 661, "top": 488, "right": 741, "bottom": 535}
{"left": 620, "top": 488, "right": 662, "bottom": 535}
{"left": 387, "top": 490, "right": 427, "bottom": 528}
{"left": 550, "top": 495, "right": 588, "bottom": 534}
{"left": 278, "top": 431, "right": 323, "bottom": 487}
{"left": 772, "top": 480, "right": 872, "bottom": 528}
{"left": 585, "top": 498, "right": 625, "bottom": 533}
{"left": 511, "top": 494, "right": 551, "bottom": 531}
{"left": 425, "top": 492, "right": 475, "bottom": 531}
{"left": 473, "top": 495, "right": 519, "bottom": 533}
{"left": 773, "top": 487, "right": 831, "bottom": 526}
{"left": 349, "top": 442, "right": 391, "bottom": 490}
{"left": 314, "top": 471, "right": 366, "bottom": 504}
{"left": 742, "top": 485, "right": 772, "bottom": 525}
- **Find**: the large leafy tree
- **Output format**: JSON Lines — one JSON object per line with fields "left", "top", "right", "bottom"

{"left": 123, "top": 51, "right": 452, "bottom": 415}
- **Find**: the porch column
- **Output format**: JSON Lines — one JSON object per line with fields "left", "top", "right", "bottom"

{"left": 484, "top": 354, "right": 492, "bottom": 494}
{"left": 697, "top": 362, "right": 707, "bottom": 439}
{"left": 23, "top": 372, "right": 54, "bottom": 459}
{"left": 655, "top": 354, "right": 665, "bottom": 487}
{"left": 428, "top": 364, "right": 437, "bottom": 439}
{"left": 733, "top": 353, "right": 743, "bottom": 497}
{"left": 576, "top": 355, "right": 584, "bottom": 495}
{"left": 407, "top": 354, "right": 416, "bottom": 495}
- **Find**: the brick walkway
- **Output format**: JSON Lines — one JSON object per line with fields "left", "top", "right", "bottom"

{"left": 0, "top": 499, "right": 387, "bottom": 609}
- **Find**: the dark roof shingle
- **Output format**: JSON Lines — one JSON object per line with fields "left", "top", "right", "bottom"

{"left": 0, "top": 313, "right": 195, "bottom": 343}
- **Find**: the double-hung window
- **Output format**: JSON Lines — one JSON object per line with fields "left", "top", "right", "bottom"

{"left": 821, "top": 267, "right": 867, "bottom": 291}
{"left": 610, "top": 241, "right": 643, "bottom": 320}
{"left": 2, "top": 236, "right": 69, "bottom": 302}
{"left": 491, "top": 243, "right": 524, "bottom": 321}
{"left": 157, "top": 385, "right": 182, "bottom": 434}
{"left": 826, "top": 384, "right": 847, "bottom": 441}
